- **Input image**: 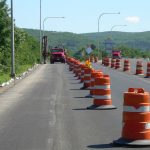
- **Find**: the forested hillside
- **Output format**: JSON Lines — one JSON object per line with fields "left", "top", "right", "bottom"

{"left": 0, "top": 0, "right": 40, "bottom": 83}
{"left": 23, "top": 28, "right": 95, "bottom": 51}
{"left": 82, "top": 31, "right": 150, "bottom": 51}
{"left": 24, "top": 28, "right": 150, "bottom": 51}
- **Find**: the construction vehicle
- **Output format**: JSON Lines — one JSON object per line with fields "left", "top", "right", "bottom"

{"left": 50, "top": 47, "right": 66, "bottom": 64}
{"left": 112, "top": 50, "right": 121, "bottom": 59}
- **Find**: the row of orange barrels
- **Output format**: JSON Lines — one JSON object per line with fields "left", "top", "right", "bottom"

{"left": 66, "top": 56, "right": 150, "bottom": 147}
{"left": 102, "top": 57, "right": 150, "bottom": 77}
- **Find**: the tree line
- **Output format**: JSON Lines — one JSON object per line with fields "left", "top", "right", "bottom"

{"left": 0, "top": 0, "right": 40, "bottom": 83}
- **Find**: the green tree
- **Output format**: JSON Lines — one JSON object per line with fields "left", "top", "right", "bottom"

{"left": 0, "top": 0, "right": 11, "bottom": 68}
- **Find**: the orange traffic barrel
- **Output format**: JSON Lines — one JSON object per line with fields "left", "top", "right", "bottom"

{"left": 77, "top": 63, "right": 83, "bottom": 79}
{"left": 87, "top": 75, "right": 117, "bottom": 109}
{"left": 80, "top": 65, "right": 86, "bottom": 83}
{"left": 75, "top": 62, "right": 82, "bottom": 79}
{"left": 135, "top": 61, "right": 144, "bottom": 75}
{"left": 123, "top": 59, "right": 130, "bottom": 72}
{"left": 73, "top": 60, "right": 79, "bottom": 75}
{"left": 74, "top": 61, "right": 80, "bottom": 77}
{"left": 68, "top": 58, "right": 75, "bottom": 71}
{"left": 145, "top": 62, "right": 150, "bottom": 78}
{"left": 85, "top": 70, "right": 103, "bottom": 98}
{"left": 90, "top": 56, "right": 95, "bottom": 63}
{"left": 111, "top": 59, "right": 116, "bottom": 68}
{"left": 94, "top": 56, "right": 98, "bottom": 63}
{"left": 114, "top": 88, "right": 150, "bottom": 146}
{"left": 105, "top": 57, "right": 111, "bottom": 67}
{"left": 115, "top": 59, "right": 121, "bottom": 69}
{"left": 102, "top": 57, "right": 107, "bottom": 65}
{"left": 80, "top": 67, "right": 91, "bottom": 89}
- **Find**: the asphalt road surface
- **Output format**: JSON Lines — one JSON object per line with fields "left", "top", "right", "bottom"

{"left": 0, "top": 63, "right": 150, "bottom": 150}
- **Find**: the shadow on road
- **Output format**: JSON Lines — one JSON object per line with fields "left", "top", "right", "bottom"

{"left": 70, "top": 82, "right": 81, "bottom": 84}
{"left": 73, "top": 96, "right": 92, "bottom": 98}
{"left": 70, "top": 88, "right": 81, "bottom": 90}
{"left": 87, "top": 143, "right": 120, "bottom": 149}
{"left": 72, "top": 108, "right": 88, "bottom": 110}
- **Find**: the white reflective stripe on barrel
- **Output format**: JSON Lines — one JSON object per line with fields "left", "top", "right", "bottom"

{"left": 94, "top": 85, "right": 110, "bottom": 89}
{"left": 91, "top": 78, "right": 94, "bottom": 82}
{"left": 84, "top": 80, "right": 91, "bottom": 83}
{"left": 123, "top": 105, "right": 150, "bottom": 112}
{"left": 94, "top": 95, "right": 111, "bottom": 99}
{"left": 84, "top": 74, "right": 91, "bottom": 77}
{"left": 145, "top": 123, "right": 150, "bottom": 129}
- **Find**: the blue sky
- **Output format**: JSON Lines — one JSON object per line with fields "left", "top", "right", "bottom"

{"left": 7, "top": 0, "right": 150, "bottom": 33}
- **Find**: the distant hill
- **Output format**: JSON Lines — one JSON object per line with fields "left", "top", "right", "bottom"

{"left": 23, "top": 28, "right": 150, "bottom": 51}
{"left": 22, "top": 28, "right": 95, "bottom": 51}
{"left": 81, "top": 31, "right": 150, "bottom": 51}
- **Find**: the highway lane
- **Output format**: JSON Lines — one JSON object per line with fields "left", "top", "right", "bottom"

{"left": 0, "top": 63, "right": 150, "bottom": 149}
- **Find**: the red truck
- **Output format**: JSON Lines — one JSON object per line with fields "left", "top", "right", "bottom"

{"left": 50, "top": 47, "right": 66, "bottom": 64}
{"left": 112, "top": 50, "right": 121, "bottom": 59}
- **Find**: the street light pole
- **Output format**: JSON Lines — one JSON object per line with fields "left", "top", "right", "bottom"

{"left": 39, "top": 0, "right": 42, "bottom": 63}
{"left": 110, "top": 24, "right": 127, "bottom": 51}
{"left": 97, "top": 12, "right": 120, "bottom": 59}
{"left": 111, "top": 24, "right": 127, "bottom": 32}
{"left": 42, "top": 17, "right": 65, "bottom": 36}
{"left": 11, "top": 0, "right": 15, "bottom": 78}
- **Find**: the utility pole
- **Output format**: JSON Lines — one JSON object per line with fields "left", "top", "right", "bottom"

{"left": 11, "top": 0, "right": 15, "bottom": 78}
{"left": 39, "top": 0, "right": 42, "bottom": 63}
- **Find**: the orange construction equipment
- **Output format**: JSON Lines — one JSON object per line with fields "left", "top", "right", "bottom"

{"left": 145, "top": 62, "right": 150, "bottom": 78}
{"left": 111, "top": 59, "right": 116, "bottom": 68}
{"left": 114, "top": 88, "right": 150, "bottom": 146}
{"left": 115, "top": 59, "right": 121, "bottom": 69}
{"left": 135, "top": 61, "right": 144, "bottom": 75}
{"left": 123, "top": 59, "right": 130, "bottom": 72}
{"left": 87, "top": 75, "right": 117, "bottom": 109}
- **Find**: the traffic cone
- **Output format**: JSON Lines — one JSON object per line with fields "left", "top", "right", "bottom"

{"left": 114, "top": 88, "right": 150, "bottom": 146}
{"left": 123, "top": 59, "right": 130, "bottom": 72}
{"left": 87, "top": 75, "right": 117, "bottom": 109}
{"left": 135, "top": 61, "right": 144, "bottom": 75}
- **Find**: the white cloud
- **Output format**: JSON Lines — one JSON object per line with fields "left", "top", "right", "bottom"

{"left": 125, "top": 16, "right": 140, "bottom": 24}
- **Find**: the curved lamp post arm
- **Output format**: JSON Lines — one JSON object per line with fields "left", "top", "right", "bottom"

{"left": 111, "top": 24, "right": 127, "bottom": 31}
{"left": 97, "top": 12, "right": 120, "bottom": 59}
{"left": 42, "top": 17, "right": 65, "bottom": 36}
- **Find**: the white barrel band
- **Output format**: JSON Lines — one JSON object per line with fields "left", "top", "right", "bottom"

{"left": 123, "top": 106, "right": 150, "bottom": 112}
{"left": 94, "top": 95, "right": 111, "bottom": 99}
{"left": 94, "top": 85, "right": 110, "bottom": 89}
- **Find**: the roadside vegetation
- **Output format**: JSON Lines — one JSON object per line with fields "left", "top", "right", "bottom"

{"left": 0, "top": 0, "right": 40, "bottom": 84}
